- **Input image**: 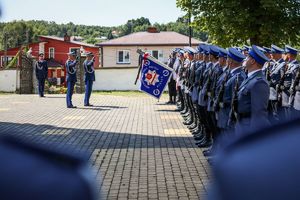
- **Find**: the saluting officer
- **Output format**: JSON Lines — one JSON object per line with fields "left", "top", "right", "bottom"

{"left": 66, "top": 52, "right": 78, "bottom": 108}
{"left": 236, "top": 45, "right": 270, "bottom": 134}
{"left": 35, "top": 53, "right": 48, "bottom": 97}
{"left": 84, "top": 52, "right": 96, "bottom": 107}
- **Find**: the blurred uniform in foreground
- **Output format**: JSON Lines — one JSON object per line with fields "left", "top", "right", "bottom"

{"left": 209, "top": 116, "right": 300, "bottom": 200}
{"left": 0, "top": 135, "right": 98, "bottom": 200}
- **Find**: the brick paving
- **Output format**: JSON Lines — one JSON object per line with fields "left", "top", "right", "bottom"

{"left": 0, "top": 94, "right": 210, "bottom": 200}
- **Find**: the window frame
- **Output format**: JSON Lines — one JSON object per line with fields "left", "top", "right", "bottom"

{"left": 69, "top": 47, "right": 80, "bottom": 55}
{"left": 117, "top": 50, "right": 131, "bottom": 64}
{"left": 49, "top": 47, "right": 55, "bottom": 59}
{"left": 149, "top": 50, "right": 163, "bottom": 61}
{"left": 0, "top": 56, "right": 15, "bottom": 67}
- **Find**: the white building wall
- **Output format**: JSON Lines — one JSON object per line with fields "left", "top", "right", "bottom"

{"left": 93, "top": 68, "right": 141, "bottom": 91}
{"left": 0, "top": 70, "right": 17, "bottom": 92}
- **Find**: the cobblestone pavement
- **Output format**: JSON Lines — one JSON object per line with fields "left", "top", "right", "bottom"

{"left": 0, "top": 94, "right": 210, "bottom": 200}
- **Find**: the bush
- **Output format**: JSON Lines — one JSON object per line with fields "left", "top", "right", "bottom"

{"left": 48, "top": 78, "right": 57, "bottom": 86}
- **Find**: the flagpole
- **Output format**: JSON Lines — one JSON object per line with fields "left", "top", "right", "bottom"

{"left": 134, "top": 49, "right": 145, "bottom": 85}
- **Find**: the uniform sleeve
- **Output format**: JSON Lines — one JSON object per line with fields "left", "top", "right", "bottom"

{"left": 250, "top": 80, "right": 270, "bottom": 129}
{"left": 35, "top": 62, "right": 38, "bottom": 78}
{"left": 44, "top": 62, "right": 48, "bottom": 78}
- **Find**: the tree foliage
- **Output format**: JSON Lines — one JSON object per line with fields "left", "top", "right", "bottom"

{"left": 176, "top": 0, "right": 300, "bottom": 47}
{"left": 0, "top": 17, "right": 208, "bottom": 50}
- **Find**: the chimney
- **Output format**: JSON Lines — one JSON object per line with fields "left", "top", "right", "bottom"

{"left": 64, "top": 33, "right": 70, "bottom": 42}
{"left": 147, "top": 27, "right": 159, "bottom": 33}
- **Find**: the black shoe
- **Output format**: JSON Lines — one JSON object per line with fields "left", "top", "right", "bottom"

{"left": 183, "top": 121, "right": 193, "bottom": 125}
{"left": 67, "top": 105, "right": 77, "bottom": 108}
{"left": 203, "top": 149, "right": 213, "bottom": 157}
{"left": 180, "top": 110, "right": 188, "bottom": 115}
{"left": 198, "top": 139, "right": 213, "bottom": 148}
{"left": 166, "top": 101, "right": 173, "bottom": 105}
{"left": 84, "top": 104, "right": 93, "bottom": 107}
{"left": 194, "top": 135, "right": 205, "bottom": 141}
{"left": 188, "top": 124, "right": 197, "bottom": 130}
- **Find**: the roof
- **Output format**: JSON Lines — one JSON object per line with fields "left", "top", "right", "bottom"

{"left": 97, "top": 31, "right": 202, "bottom": 46}
{"left": 39, "top": 36, "right": 97, "bottom": 48}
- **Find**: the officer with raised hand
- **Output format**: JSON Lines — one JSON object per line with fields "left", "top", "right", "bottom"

{"left": 66, "top": 52, "right": 78, "bottom": 108}
{"left": 35, "top": 53, "right": 48, "bottom": 97}
{"left": 84, "top": 52, "right": 96, "bottom": 107}
{"left": 236, "top": 45, "right": 270, "bottom": 134}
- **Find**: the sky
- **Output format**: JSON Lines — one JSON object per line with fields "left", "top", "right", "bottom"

{"left": 0, "top": 0, "right": 184, "bottom": 26}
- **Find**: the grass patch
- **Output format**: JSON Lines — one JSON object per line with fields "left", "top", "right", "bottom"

{"left": 0, "top": 91, "right": 14, "bottom": 95}
{"left": 92, "top": 90, "right": 168, "bottom": 97}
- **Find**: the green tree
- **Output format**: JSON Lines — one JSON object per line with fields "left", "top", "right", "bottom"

{"left": 176, "top": 0, "right": 300, "bottom": 46}
{"left": 107, "top": 30, "right": 114, "bottom": 40}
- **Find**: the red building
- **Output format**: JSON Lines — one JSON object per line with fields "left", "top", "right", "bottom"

{"left": 0, "top": 34, "right": 100, "bottom": 85}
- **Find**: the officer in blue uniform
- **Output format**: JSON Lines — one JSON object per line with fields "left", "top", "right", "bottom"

{"left": 209, "top": 116, "right": 300, "bottom": 200}
{"left": 218, "top": 48, "right": 247, "bottom": 132}
{"left": 196, "top": 44, "right": 213, "bottom": 147}
{"left": 182, "top": 47, "right": 197, "bottom": 126}
{"left": 84, "top": 52, "right": 96, "bottom": 107}
{"left": 35, "top": 53, "right": 48, "bottom": 97}
{"left": 66, "top": 52, "right": 78, "bottom": 108}
{"left": 191, "top": 45, "right": 207, "bottom": 136}
{"left": 236, "top": 45, "right": 270, "bottom": 134}
{"left": 284, "top": 45, "right": 300, "bottom": 117}
{"left": 268, "top": 45, "right": 286, "bottom": 122}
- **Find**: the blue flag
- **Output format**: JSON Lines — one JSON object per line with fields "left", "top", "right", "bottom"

{"left": 139, "top": 55, "right": 173, "bottom": 99}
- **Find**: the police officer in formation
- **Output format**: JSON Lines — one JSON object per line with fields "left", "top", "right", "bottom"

{"left": 66, "top": 52, "right": 78, "bottom": 108}
{"left": 35, "top": 53, "right": 48, "bottom": 97}
{"left": 172, "top": 43, "right": 299, "bottom": 160}
{"left": 84, "top": 52, "right": 96, "bottom": 107}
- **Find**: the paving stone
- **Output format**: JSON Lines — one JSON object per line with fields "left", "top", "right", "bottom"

{"left": 0, "top": 94, "right": 210, "bottom": 200}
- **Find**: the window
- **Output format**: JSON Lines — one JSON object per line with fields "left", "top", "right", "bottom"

{"left": 69, "top": 47, "right": 80, "bottom": 55}
{"left": 117, "top": 50, "right": 130, "bottom": 64}
{"left": 149, "top": 50, "right": 163, "bottom": 61}
{"left": 49, "top": 47, "right": 55, "bottom": 59}
{"left": 1, "top": 56, "right": 14, "bottom": 67}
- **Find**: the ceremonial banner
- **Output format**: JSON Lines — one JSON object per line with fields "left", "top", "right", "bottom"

{"left": 138, "top": 53, "right": 173, "bottom": 99}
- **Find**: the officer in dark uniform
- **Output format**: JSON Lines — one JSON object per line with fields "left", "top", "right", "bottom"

{"left": 196, "top": 45, "right": 219, "bottom": 148}
{"left": 222, "top": 48, "right": 247, "bottom": 130}
{"left": 285, "top": 45, "right": 300, "bottom": 117}
{"left": 209, "top": 117, "right": 300, "bottom": 200}
{"left": 66, "top": 52, "right": 78, "bottom": 108}
{"left": 167, "top": 50, "right": 177, "bottom": 104}
{"left": 236, "top": 45, "right": 270, "bottom": 134}
{"left": 175, "top": 49, "right": 186, "bottom": 111}
{"left": 268, "top": 45, "right": 286, "bottom": 122}
{"left": 84, "top": 52, "right": 96, "bottom": 107}
{"left": 35, "top": 53, "right": 48, "bottom": 97}
{"left": 0, "top": 135, "right": 97, "bottom": 200}
{"left": 191, "top": 45, "right": 206, "bottom": 136}
{"left": 182, "top": 47, "right": 197, "bottom": 126}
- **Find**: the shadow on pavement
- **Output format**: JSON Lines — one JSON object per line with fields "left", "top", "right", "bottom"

{"left": 0, "top": 122, "right": 196, "bottom": 158}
